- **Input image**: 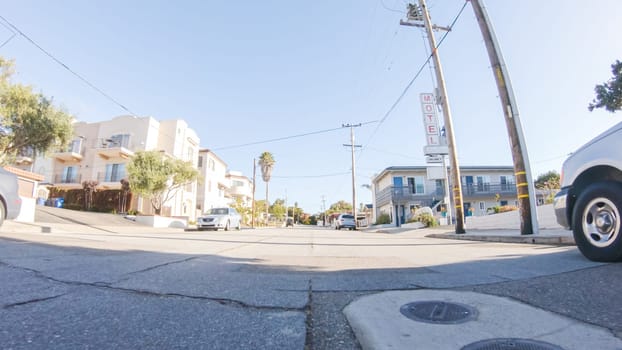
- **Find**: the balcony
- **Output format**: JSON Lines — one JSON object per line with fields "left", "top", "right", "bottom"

{"left": 96, "top": 138, "right": 134, "bottom": 160}
{"left": 53, "top": 139, "right": 84, "bottom": 163}
{"left": 53, "top": 173, "right": 82, "bottom": 185}
{"left": 461, "top": 182, "right": 517, "bottom": 198}
{"left": 376, "top": 186, "right": 443, "bottom": 208}
{"left": 97, "top": 171, "right": 126, "bottom": 186}
{"left": 375, "top": 182, "right": 518, "bottom": 207}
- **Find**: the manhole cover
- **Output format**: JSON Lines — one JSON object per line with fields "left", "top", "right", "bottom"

{"left": 400, "top": 300, "right": 478, "bottom": 324}
{"left": 462, "top": 338, "right": 565, "bottom": 350}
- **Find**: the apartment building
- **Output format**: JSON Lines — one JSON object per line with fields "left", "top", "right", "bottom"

{"left": 226, "top": 171, "right": 253, "bottom": 208}
{"left": 196, "top": 149, "right": 229, "bottom": 214}
{"left": 21, "top": 115, "right": 200, "bottom": 220}
{"left": 372, "top": 165, "right": 520, "bottom": 226}
{"left": 196, "top": 149, "right": 254, "bottom": 216}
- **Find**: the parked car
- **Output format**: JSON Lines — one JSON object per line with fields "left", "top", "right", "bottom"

{"left": 554, "top": 121, "right": 622, "bottom": 262}
{"left": 334, "top": 213, "right": 356, "bottom": 230}
{"left": 0, "top": 168, "right": 22, "bottom": 227}
{"left": 197, "top": 207, "right": 241, "bottom": 231}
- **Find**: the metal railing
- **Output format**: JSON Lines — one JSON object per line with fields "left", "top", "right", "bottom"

{"left": 376, "top": 182, "right": 517, "bottom": 207}
{"left": 53, "top": 173, "right": 82, "bottom": 184}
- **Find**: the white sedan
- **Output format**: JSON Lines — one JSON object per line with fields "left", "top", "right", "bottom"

{"left": 197, "top": 207, "right": 242, "bottom": 231}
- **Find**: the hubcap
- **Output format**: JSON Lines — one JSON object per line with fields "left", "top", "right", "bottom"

{"left": 582, "top": 197, "right": 620, "bottom": 247}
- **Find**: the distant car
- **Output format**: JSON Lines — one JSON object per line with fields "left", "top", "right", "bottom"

{"left": 197, "top": 207, "right": 241, "bottom": 231}
{"left": 554, "top": 121, "right": 622, "bottom": 262}
{"left": 0, "top": 168, "right": 22, "bottom": 227}
{"left": 285, "top": 217, "right": 294, "bottom": 227}
{"left": 334, "top": 213, "right": 356, "bottom": 230}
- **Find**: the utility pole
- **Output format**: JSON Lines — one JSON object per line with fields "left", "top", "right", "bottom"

{"left": 252, "top": 158, "right": 256, "bottom": 228}
{"left": 343, "top": 123, "right": 362, "bottom": 229}
{"left": 321, "top": 195, "right": 327, "bottom": 227}
{"left": 409, "top": 0, "right": 466, "bottom": 233}
{"left": 470, "top": 0, "right": 538, "bottom": 235}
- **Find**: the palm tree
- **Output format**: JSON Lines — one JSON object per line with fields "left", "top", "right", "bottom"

{"left": 258, "top": 151, "right": 275, "bottom": 224}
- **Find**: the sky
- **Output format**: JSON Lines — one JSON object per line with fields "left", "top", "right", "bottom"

{"left": 1, "top": 1, "right": 621, "bottom": 214}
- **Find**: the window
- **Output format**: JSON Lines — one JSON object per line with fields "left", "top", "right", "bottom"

{"left": 187, "top": 146, "right": 194, "bottom": 162}
{"left": 500, "top": 175, "right": 515, "bottom": 191}
{"left": 105, "top": 163, "right": 125, "bottom": 182}
{"left": 208, "top": 159, "right": 215, "bottom": 171}
{"left": 435, "top": 180, "right": 444, "bottom": 196}
{"left": 479, "top": 202, "right": 485, "bottom": 210}
{"left": 500, "top": 200, "right": 508, "bottom": 206}
{"left": 232, "top": 180, "right": 244, "bottom": 187}
{"left": 476, "top": 176, "right": 491, "bottom": 192}
{"left": 62, "top": 166, "right": 77, "bottom": 183}
{"left": 108, "top": 134, "right": 130, "bottom": 148}
{"left": 407, "top": 176, "right": 425, "bottom": 194}
{"left": 198, "top": 156, "right": 203, "bottom": 168}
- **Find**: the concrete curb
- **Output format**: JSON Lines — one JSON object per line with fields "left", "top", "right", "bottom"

{"left": 426, "top": 232, "right": 575, "bottom": 245}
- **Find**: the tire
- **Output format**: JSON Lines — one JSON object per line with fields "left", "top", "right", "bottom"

{"left": 0, "top": 200, "right": 5, "bottom": 227}
{"left": 224, "top": 220, "right": 230, "bottom": 231}
{"left": 572, "top": 181, "right": 622, "bottom": 262}
{"left": 236, "top": 221, "right": 241, "bottom": 230}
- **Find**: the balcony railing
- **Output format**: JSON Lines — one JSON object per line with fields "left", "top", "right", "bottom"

{"left": 376, "top": 182, "right": 517, "bottom": 207}
{"left": 53, "top": 173, "right": 82, "bottom": 184}
{"left": 461, "top": 182, "right": 517, "bottom": 197}
{"left": 97, "top": 171, "right": 126, "bottom": 183}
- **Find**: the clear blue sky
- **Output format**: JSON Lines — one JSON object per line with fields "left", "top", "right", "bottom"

{"left": 2, "top": 1, "right": 621, "bottom": 214}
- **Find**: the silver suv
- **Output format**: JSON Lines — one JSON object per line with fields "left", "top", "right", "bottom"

{"left": 554, "top": 121, "right": 622, "bottom": 262}
{"left": 0, "top": 168, "right": 22, "bottom": 226}
{"left": 334, "top": 213, "right": 356, "bottom": 230}
{"left": 197, "top": 207, "right": 242, "bottom": 231}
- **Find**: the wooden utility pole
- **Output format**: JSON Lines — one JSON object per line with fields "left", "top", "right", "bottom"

{"left": 470, "top": 0, "right": 539, "bottom": 234}
{"left": 251, "top": 158, "right": 256, "bottom": 228}
{"left": 343, "top": 123, "right": 362, "bottom": 229}
{"left": 418, "top": 0, "right": 466, "bottom": 233}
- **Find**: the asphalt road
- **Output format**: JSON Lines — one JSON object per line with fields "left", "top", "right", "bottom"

{"left": 0, "top": 208, "right": 620, "bottom": 349}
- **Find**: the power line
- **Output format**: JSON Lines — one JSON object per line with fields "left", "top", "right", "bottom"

{"left": 272, "top": 171, "right": 350, "bottom": 179}
{"left": 358, "top": 1, "right": 468, "bottom": 159}
{"left": 212, "top": 120, "right": 378, "bottom": 151}
{"left": 0, "top": 15, "right": 137, "bottom": 116}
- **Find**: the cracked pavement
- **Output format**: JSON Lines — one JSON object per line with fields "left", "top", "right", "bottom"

{"left": 0, "top": 221, "right": 618, "bottom": 349}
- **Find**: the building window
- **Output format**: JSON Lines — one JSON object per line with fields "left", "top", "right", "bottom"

{"left": 108, "top": 134, "right": 130, "bottom": 148}
{"left": 208, "top": 180, "right": 212, "bottom": 192}
{"left": 479, "top": 202, "right": 485, "bottom": 210}
{"left": 187, "top": 146, "right": 194, "bottom": 162}
{"left": 62, "top": 166, "right": 77, "bottom": 183}
{"left": 198, "top": 156, "right": 203, "bottom": 168}
{"left": 105, "top": 163, "right": 126, "bottom": 182}
{"left": 500, "top": 200, "right": 508, "bottom": 206}
{"left": 500, "top": 175, "right": 515, "bottom": 191}
{"left": 476, "top": 176, "right": 491, "bottom": 192}
{"left": 232, "top": 180, "right": 244, "bottom": 187}
{"left": 208, "top": 159, "right": 215, "bottom": 171}
{"left": 407, "top": 176, "right": 425, "bottom": 194}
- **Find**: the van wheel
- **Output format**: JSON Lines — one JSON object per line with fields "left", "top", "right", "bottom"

{"left": 224, "top": 221, "right": 230, "bottom": 231}
{"left": 572, "top": 182, "right": 622, "bottom": 262}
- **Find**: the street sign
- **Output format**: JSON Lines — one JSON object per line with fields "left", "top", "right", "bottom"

{"left": 426, "top": 155, "right": 443, "bottom": 163}
{"left": 423, "top": 145, "right": 449, "bottom": 155}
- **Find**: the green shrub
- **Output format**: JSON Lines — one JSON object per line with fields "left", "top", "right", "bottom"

{"left": 375, "top": 213, "right": 391, "bottom": 225}
{"left": 409, "top": 213, "right": 438, "bottom": 227}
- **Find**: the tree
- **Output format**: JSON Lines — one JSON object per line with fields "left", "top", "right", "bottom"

{"left": 0, "top": 57, "right": 73, "bottom": 165}
{"left": 270, "top": 198, "right": 286, "bottom": 220}
{"left": 82, "top": 180, "right": 99, "bottom": 210}
{"left": 328, "top": 200, "right": 353, "bottom": 214}
{"left": 120, "top": 178, "right": 130, "bottom": 213}
{"left": 589, "top": 60, "right": 622, "bottom": 113}
{"left": 535, "top": 170, "right": 560, "bottom": 205}
{"left": 258, "top": 151, "right": 275, "bottom": 223}
{"left": 534, "top": 170, "right": 560, "bottom": 190}
{"left": 127, "top": 151, "right": 199, "bottom": 215}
